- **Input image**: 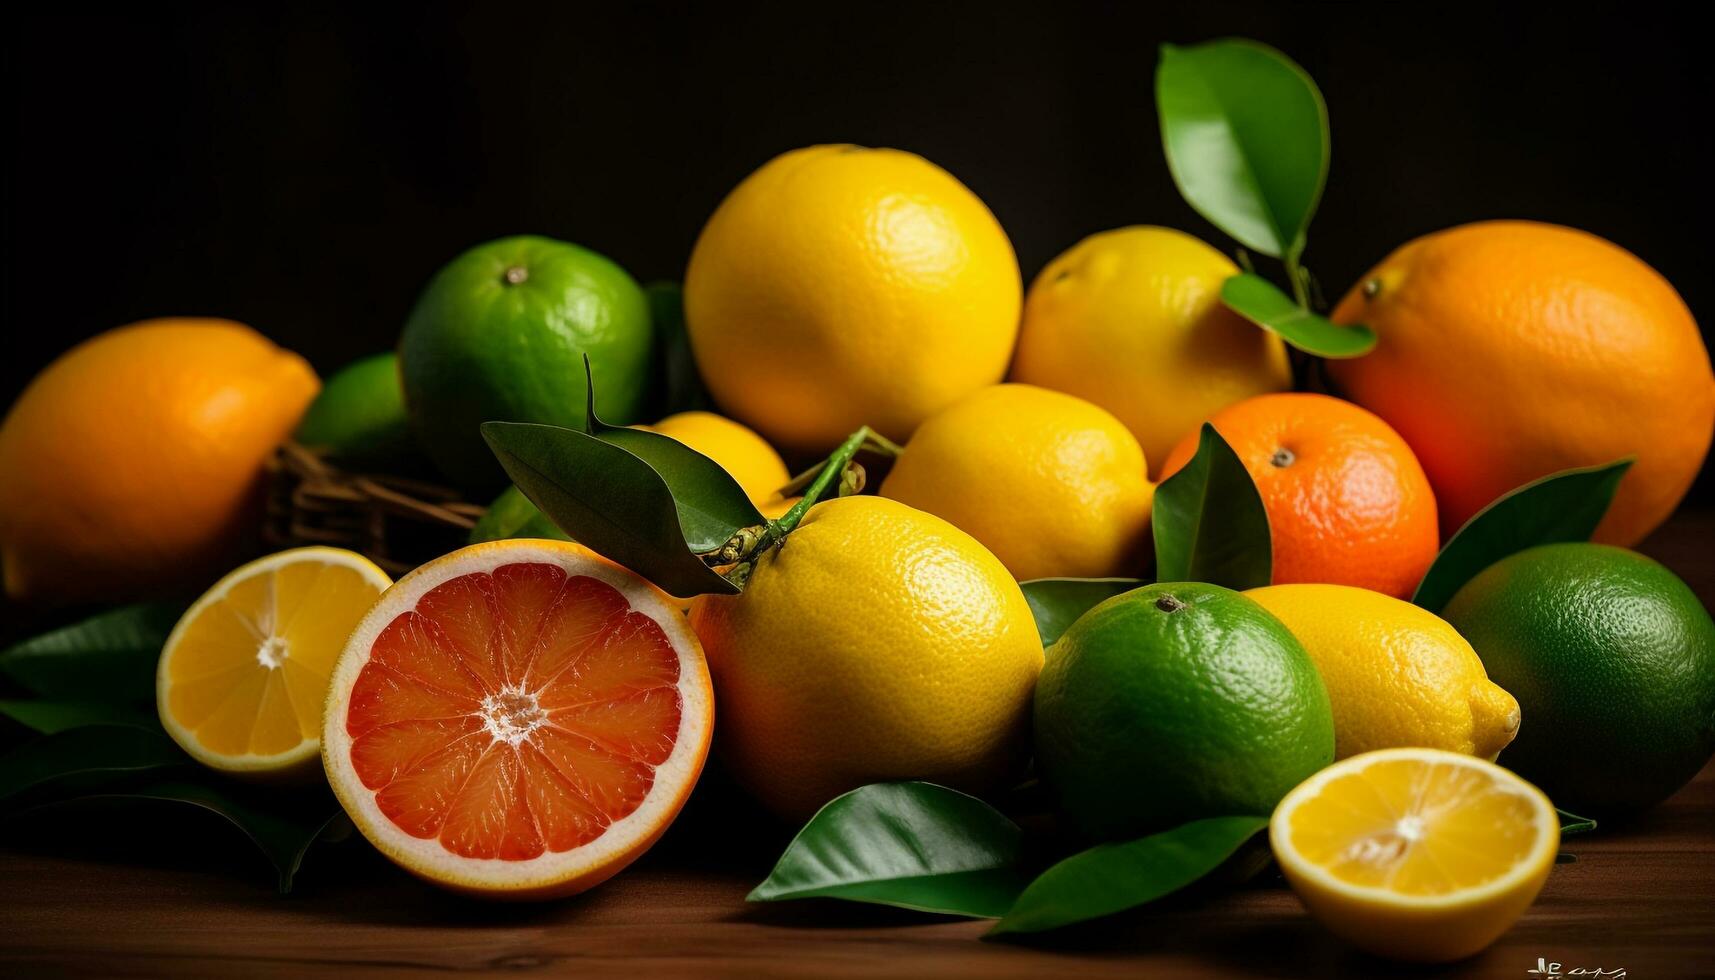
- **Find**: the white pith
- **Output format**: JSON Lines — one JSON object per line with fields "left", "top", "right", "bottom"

{"left": 1269, "top": 747, "right": 1558, "bottom": 909}
{"left": 156, "top": 546, "right": 392, "bottom": 774}
{"left": 320, "top": 540, "right": 713, "bottom": 892}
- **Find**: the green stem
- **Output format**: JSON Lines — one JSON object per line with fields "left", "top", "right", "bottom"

{"left": 1284, "top": 246, "right": 1311, "bottom": 309}
{"left": 862, "top": 430, "right": 906, "bottom": 458}
{"left": 766, "top": 426, "right": 871, "bottom": 542}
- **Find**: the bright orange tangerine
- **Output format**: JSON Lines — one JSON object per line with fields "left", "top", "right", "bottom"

{"left": 322, "top": 540, "right": 713, "bottom": 899}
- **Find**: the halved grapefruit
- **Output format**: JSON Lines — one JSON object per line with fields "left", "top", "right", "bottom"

{"left": 322, "top": 539, "right": 713, "bottom": 899}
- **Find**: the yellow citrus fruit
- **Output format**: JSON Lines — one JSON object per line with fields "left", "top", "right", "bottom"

{"left": 684, "top": 144, "right": 1022, "bottom": 452}
{"left": 644, "top": 411, "right": 789, "bottom": 503}
{"left": 1246, "top": 585, "right": 1519, "bottom": 761}
{"left": 322, "top": 539, "right": 713, "bottom": 899}
{"left": 1010, "top": 226, "right": 1291, "bottom": 477}
{"left": 157, "top": 547, "right": 391, "bottom": 777}
{"left": 1271, "top": 747, "right": 1558, "bottom": 962}
{"left": 688, "top": 496, "right": 1043, "bottom": 819}
{"left": 0, "top": 318, "right": 318, "bottom": 605}
{"left": 879, "top": 384, "right": 1154, "bottom": 580}
{"left": 1329, "top": 220, "right": 1714, "bottom": 546}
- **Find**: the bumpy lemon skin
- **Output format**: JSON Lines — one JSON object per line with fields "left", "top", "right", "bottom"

{"left": 684, "top": 145, "right": 1023, "bottom": 453}
{"left": 687, "top": 496, "right": 1043, "bottom": 820}
{"left": 1247, "top": 584, "right": 1520, "bottom": 761}
{"left": 879, "top": 384, "right": 1154, "bottom": 581}
{"left": 1010, "top": 226, "right": 1291, "bottom": 477}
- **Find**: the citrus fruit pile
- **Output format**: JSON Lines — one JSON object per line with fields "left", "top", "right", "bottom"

{"left": 2, "top": 36, "right": 1712, "bottom": 967}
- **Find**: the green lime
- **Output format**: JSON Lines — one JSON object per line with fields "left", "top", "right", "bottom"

{"left": 400, "top": 235, "right": 654, "bottom": 491}
{"left": 295, "top": 352, "right": 416, "bottom": 466}
{"left": 1033, "top": 582, "right": 1334, "bottom": 841}
{"left": 468, "top": 485, "right": 569, "bottom": 545}
{"left": 1443, "top": 542, "right": 1715, "bottom": 817}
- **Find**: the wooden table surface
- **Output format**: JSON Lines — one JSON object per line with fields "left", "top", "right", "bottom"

{"left": 4, "top": 514, "right": 1714, "bottom": 979}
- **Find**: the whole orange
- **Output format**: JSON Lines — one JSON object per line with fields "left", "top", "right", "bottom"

{"left": 1329, "top": 221, "right": 1714, "bottom": 545}
{"left": 1160, "top": 393, "right": 1438, "bottom": 599}
{"left": 0, "top": 319, "right": 318, "bottom": 604}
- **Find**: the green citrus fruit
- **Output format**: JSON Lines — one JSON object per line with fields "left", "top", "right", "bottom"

{"left": 1442, "top": 542, "right": 1715, "bottom": 817}
{"left": 399, "top": 235, "right": 653, "bottom": 491}
{"left": 294, "top": 352, "right": 415, "bottom": 466}
{"left": 468, "top": 485, "right": 568, "bottom": 545}
{"left": 1034, "top": 582, "right": 1335, "bottom": 841}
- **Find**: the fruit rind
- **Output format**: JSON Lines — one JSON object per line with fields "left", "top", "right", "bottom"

{"left": 321, "top": 539, "right": 713, "bottom": 899}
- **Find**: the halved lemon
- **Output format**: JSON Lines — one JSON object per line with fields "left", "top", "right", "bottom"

{"left": 157, "top": 547, "right": 392, "bottom": 777}
{"left": 321, "top": 539, "right": 713, "bottom": 899}
{"left": 1270, "top": 747, "right": 1558, "bottom": 962}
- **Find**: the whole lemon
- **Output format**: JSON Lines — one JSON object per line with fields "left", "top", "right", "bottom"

{"left": 0, "top": 319, "right": 318, "bottom": 604}
{"left": 684, "top": 145, "right": 1022, "bottom": 453}
{"left": 879, "top": 384, "right": 1154, "bottom": 580}
{"left": 1329, "top": 221, "right": 1714, "bottom": 545}
{"left": 687, "top": 496, "right": 1043, "bottom": 819}
{"left": 646, "top": 411, "right": 789, "bottom": 503}
{"left": 1247, "top": 584, "right": 1520, "bottom": 761}
{"left": 1010, "top": 226, "right": 1291, "bottom": 476}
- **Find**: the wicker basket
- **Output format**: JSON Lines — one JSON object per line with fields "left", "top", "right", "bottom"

{"left": 262, "top": 443, "right": 486, "bottom": 577}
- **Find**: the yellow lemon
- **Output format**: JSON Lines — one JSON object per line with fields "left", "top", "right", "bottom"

{"left": 1271, "top": 747, "right": 1558, "bottom": 962}
{"left": 688, "top": 496, "right": 1043, "bottom": 819}
{"left": 685, "top": 145, "right": 1022, "bottom": 453}
{"left": 157, "top": 547, "right": 391, "bottom": 777}
{"left": 879, "top": 384, "right": 1154, "bottom": 580}
{"left": 1247, "top": 584, "right": 1520, "bottom": 760}
{"left": 1010, "top": 226, "right": 1291, "bottom": 477}
{"left": 645, "top": 411, "right": 789, "bottom": 503}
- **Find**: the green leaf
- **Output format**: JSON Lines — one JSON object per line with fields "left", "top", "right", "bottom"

{"left": 750, "top": 782, "right": 1029, "bottom": 918}
{"left": 468, "top": 485, "right": 572, "bottom": 544}
{"left": 1411, "top": 459, "right": 1633, "bottom": 612}
{"left": 586, "top": 424, "right": 764, "bottom": 553}
{"left": 554, "top": 352, "right": 761, "bottom": 552}
{"left": 1557, "top": 808, "right": 1597, "bottom": 837}
{"left": 0, "top": 699, "right": 162, "bottom": 734}
{"left": 1220, "top": 273, "right": 1375, "bottom": 358}
{"left": 1152, "top": 424, "right": 1271, "bottom": 589}
{"left": 482, "top": 421, "right": 741, "bottom": 597}
{"left": 1156, "top": 39, "right": 1329, "bottom": 259}
{"left": 647, "top": 282, "right": 713, "bottom": 415}
{"left": 0, "top": 725, "right": 188, "bottom": 801}
{"left": 98, "top": 780, "right": 347, "bottom": 893}
{"left": 988, "top": 815, "right": 1268, "bottom": 937}
{"left": 0, "top": 726, "right": 345, "bottom": 892}
{"left": 1019, "top": 578, "right": 1146, "bottom": 647}
{"left": 0, "top": 603, "right": 180, "bottom": 701}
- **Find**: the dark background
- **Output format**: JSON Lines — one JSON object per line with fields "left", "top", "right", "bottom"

{"left": 5, "top": 2, "right": 1712, "bottom": 491}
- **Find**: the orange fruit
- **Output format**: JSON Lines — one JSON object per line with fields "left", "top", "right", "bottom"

{"left": 322, "top": 539, "right": 713, "bottom": 899}
{"left": 0, "top": 318, "right": 318, "bottom": 604}
{"left": 684, "top": 145, "right": 1022, "bottom": 452}
{"left": 1160, "top": 393, "right": 1438, "bottom": 599}
{"left": 1330, "top": 220, "right": 1714, "bottom": 546}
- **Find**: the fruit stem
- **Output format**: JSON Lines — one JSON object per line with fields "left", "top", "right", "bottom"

{"left": 766, "top": 426, "right": 873, "bottom": 541}
{"left": 1285, "top": 245, "right": 1312, "bottom": 309}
